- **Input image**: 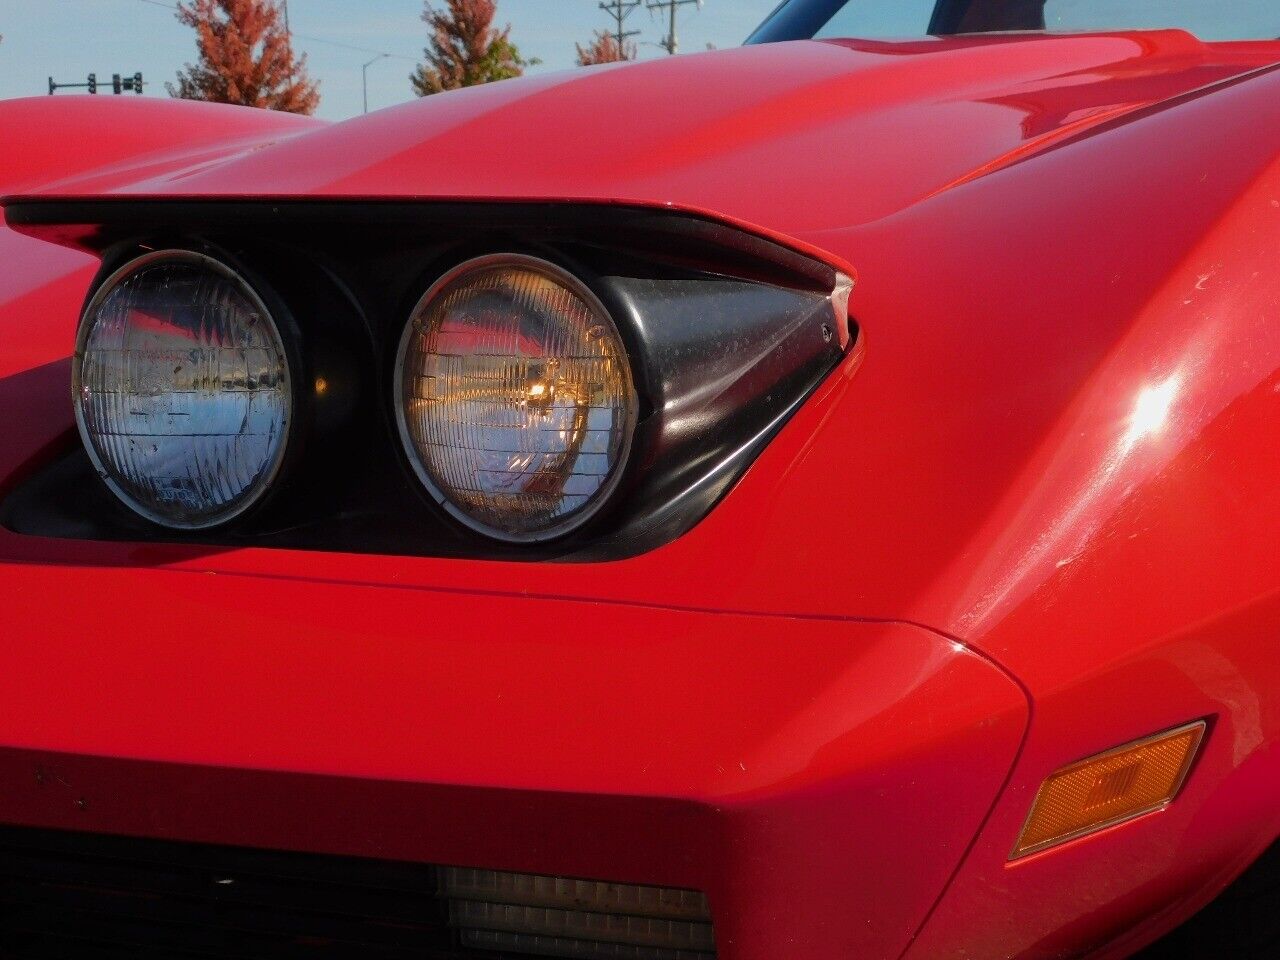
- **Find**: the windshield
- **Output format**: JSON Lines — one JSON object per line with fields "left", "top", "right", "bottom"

{"left": 747, "top": 0, "right": 1280, "bottom": 43}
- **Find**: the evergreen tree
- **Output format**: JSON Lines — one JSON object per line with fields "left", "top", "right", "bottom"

{"left": 411, "top": 0, "right": 529, "bottom": 96}
{"left": 169, "top": 0, "right": 319, "bottom": 114}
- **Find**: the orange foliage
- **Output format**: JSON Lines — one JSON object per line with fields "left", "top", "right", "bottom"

{"left": 576, "top": 31, "right": 635, "bottom": 66}
{"left": 169, "top": 0, "right": 319, "bottom": 114}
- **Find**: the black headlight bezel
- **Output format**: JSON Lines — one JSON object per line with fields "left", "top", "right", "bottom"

{"left": 2, "top": 201, "right": 857, "bottom": 561}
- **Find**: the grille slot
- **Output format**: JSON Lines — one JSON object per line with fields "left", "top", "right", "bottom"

{"left": 0, "top": 826, "right": 715, "bottom": 960}
{"left": 441, "top": 868, "right": 715, "bottom": 960}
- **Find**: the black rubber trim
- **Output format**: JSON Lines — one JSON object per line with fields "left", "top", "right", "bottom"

{"left": 2, "top": 200, "right": 838, "bottom": 293}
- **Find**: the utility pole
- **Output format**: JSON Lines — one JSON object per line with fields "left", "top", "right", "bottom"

{"left": 599, "top": 0, "right": 641, "bottom": 52}
{"left": 280, "top": 0, "right": 290, "bottom": 34}
{"left": 646, "top": 0, "right": 701, "bottom": 55}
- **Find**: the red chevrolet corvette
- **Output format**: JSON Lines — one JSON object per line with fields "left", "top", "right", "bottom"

{"left": 2, "top": 0, "right": 1279, "bottom": 957}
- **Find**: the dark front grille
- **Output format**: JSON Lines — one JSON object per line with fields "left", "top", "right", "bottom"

{"left": 0, "top": 825, "right": 455, "bottom": 959}
{"left": 0, "top": 826, "right": 714, "bottom": 960}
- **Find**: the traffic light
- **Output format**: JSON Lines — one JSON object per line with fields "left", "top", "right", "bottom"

{"left": 87, "top": 73, "right": 97, "bottom": 94}
{"left": 113, "top": 73, "right": 144, "bottom": 94}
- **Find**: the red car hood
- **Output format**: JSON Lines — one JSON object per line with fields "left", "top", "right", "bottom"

{"left": 13, "top": 30, "right": 1280, "bottom": 255}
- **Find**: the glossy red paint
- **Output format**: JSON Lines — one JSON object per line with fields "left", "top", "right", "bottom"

{"left": 0, "top": 563, "right": 1027, "bottom": 960}
{"left": 2, "top": 29, "right": 1280, "bottom": 960}
{"left": 9, "top": 33, "right": 1277, "bottom": 254}
{"left": 0, "top": 95, "right": 318, "bottom": 197}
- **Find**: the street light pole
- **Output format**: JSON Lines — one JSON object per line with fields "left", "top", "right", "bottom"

{"left": 362, "top": 53, "right": 390, "bottom": 114}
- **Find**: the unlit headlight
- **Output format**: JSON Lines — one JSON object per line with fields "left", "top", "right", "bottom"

{"left": 394, "top": 254, "right": 637, "bottom": 543}
{"left": 73, "top": 250, "right": 293, "bottom": 530}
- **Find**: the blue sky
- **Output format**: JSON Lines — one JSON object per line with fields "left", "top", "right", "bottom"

{"left": 0, "top": 0, "right": 781, "bottom": 119}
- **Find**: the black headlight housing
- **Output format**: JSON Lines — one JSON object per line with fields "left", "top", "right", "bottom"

{"left": 2, "top": 201, "right": 856, "bottom": 561}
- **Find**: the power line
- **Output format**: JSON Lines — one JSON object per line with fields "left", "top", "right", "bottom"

{"left": 289, "top": 36, "right": 416, "bottom": 60}
{"left": 120, "top": 0, "right": 417, "bottom": 60}
{"left": 645, "top": 0, "right": 701, "bottom": 55}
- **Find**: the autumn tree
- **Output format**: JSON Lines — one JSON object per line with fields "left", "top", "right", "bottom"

{"left": 168, "top": 0, "right": 319, "bottom": 114}
{"left": 411, "top": 0, "right": 529, "bottom": 96}
{"left": 576, "top": 31, "right": 634, "bottom": 66}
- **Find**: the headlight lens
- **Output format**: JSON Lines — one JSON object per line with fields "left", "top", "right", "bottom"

{"left": 395, "top": 254, "right": 637, "bottom": 543}
{"left": 73, "top": 250, "right": 293, "bottom": 530}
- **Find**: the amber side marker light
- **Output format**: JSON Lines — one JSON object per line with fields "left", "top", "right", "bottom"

{"left": 1012, "top": 720, "right": 1207, "bottom": 859}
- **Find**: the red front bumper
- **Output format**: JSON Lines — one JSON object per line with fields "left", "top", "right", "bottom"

{"left": 0, "top": 557, "right": 1027, "bottom": 960}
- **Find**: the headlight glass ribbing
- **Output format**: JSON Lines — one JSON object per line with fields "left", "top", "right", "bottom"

{"left": 73, "top": 250, "right": 293, "bottom": 530}
{"left": 395, "top": 254, "right": 637, "bottom": 543}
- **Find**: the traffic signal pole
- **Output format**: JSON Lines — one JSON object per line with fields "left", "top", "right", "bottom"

{"left": 49, "top": 72, "right": 144, "bottom": 95}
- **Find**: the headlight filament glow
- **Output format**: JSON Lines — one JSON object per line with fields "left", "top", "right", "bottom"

{"left": 395, "top": 254, "right": 637, "bottom": 543}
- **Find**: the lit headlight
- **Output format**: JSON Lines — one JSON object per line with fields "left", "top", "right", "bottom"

{"left": 395, "top": 254, "right": 637, "bottom": 543}
{"left": 73, "top": 250, "right": 293, "bottom": 530}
